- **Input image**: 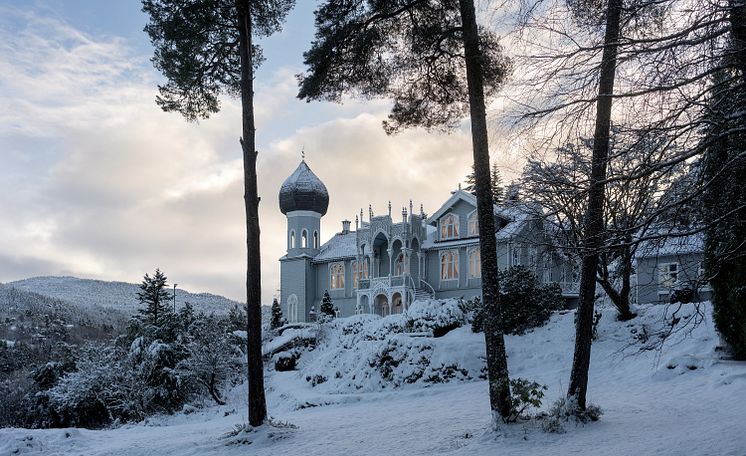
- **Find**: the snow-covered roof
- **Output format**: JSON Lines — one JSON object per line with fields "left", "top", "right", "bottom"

{"left": 636, "top": 232, "right": 704, "bottom": 258}
{"left": 313, "top": 231, "right": 357, "bottom": 262}
{"left": 279, "top": 160, "right": 329, "bottom": 215}
{"left": 426, "top": 190, "right": 478, "bottom": 224}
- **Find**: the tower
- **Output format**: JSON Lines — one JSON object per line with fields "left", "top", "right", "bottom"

{"left": 278, "top": 159, "right": 329, "bottom": 322}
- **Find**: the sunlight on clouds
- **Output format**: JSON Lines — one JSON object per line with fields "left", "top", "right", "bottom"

{"left": 0, "top": 7, "right": 522, "bottom": 302}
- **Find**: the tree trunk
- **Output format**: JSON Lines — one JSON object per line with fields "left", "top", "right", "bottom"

{"left": 208, "top": 373, "right": 227, "bottom": 406}
{"left": 458, "top": 0, "right": 512, "bottom": 421}
{"left": 237, "top": 0, "right": 267, "bottom": 427}
{"left": 567, "top": 0, "right": 622, "bottom": 412}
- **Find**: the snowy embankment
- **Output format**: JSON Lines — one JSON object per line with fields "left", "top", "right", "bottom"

{"left": 2, "top": 301, "right": 746, "bottom": 456}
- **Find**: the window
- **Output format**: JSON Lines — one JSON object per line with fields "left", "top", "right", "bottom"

{"left": 301, "top": 230, "right": 308, "bottom": 248}
{"left": 468, "top": 248, "right": 481, "bottom": 278}
{"left": 287, "top": 294, "right": 298, "bottom": 322}
{"left": 659, "top": 262, "right": 679, "bottom": 288}
{"left": 439, "top": 213, "right": 459, "bottom": 240}
{"left": 290, "top": 230, "right": 296, "bottom": 249}
{"left": 394, "top": 253, "right": 408, "bottom": 276}
{"left": 468, "top": 211, "right": 479, "bottom": 236}
{"left": 313, "top": 231, "right": 319, "bottom": 249}
{"left": 352, "top": 259, "right": 369, "bottom": 288}
{"left": 543, "top": 255, "right": 553, "bottom": 282}
{"left": 511, "top": 243, "right": 521, "bottom": 266}
{"left": 528, "top": 247, "right": 537, "bottom": 270}
{"left": 440, "top": 250, "right": 459, "bottom": 281}
{"left": 330, "top": 262, "right": 345, "bottom": 289}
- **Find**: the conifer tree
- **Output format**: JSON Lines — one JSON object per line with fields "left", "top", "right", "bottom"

{"left": 465, "top": 163, "right": 503, "bottom": 205}
{"left": 142, "top": 0, "right": 296, "bottom": 426}
{"left": 298, "top": 0, "right": 513, "bottom": 420}
{"left": 137, "top": 269, "right": 171, "bottom": 325}
{"left": 270, "top": 298, "right": 284, "bottom": 329}
{"left": 320, "top": 291, "right": 335, "bottom": 319}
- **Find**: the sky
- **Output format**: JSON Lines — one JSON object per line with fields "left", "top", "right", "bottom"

{"left": 0, "top": 0, "right": 525, "bottom": 302}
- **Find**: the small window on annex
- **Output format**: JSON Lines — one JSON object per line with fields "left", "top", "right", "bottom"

{"left": 659, "top": 262, "right": 679, "bottom": 288}
{"left": 440, "top": 250, "right": 459, "bottom": 281}
{"left": 330, "top": 262, "right": 345, "bottom": 289}
{"left": 439, "top": 213, "right": 459, "bottom": 240}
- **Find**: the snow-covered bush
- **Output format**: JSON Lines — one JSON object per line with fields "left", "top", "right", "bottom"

{"left": 291, "top": 299, "right": 484, "bottom": 393}
{"left": 404, "top": 299, "right": 465, "bottom": 336}
{"left": 506, "top": 378, "right": 547, "bottom": 423}
{"left": 472, "top": 266, "right": 564, "bottom": 335}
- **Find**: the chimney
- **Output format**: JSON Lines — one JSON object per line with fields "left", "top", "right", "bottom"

{"left": 342, "top": 220, "right": 351, "bottom": 234}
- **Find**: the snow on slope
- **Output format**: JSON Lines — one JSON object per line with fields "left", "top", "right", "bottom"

{"left": 1, "top": 302, "right": 745, "bottom": 456}
{"left": 5, "top": 276, "right": 239, "bottom": 316}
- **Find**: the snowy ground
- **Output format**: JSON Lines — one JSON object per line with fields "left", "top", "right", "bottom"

{"left": 2, "top": 302, "right": 745, "bottom": 456}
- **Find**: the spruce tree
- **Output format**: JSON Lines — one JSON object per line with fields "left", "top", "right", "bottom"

{"left": 704, "top": 66, "right": 746, "bottom": 359}
{"left": 465, "top": 163, "right": 503, "bottom": 205}
{"left": 320, "top": 291, "right": 335, "bottom": 319}
{"left": 137, "top": 269, "right": 171, "bottom": 325}
{"left": 270, "top": 298, "right": 284, "bottom": 329}
{"left": 142, "top": 0, "right": 296, "bottom": 426}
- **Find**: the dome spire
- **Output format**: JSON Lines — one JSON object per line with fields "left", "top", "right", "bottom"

{"left": 279, "top": 158, "right": 329, "bottom": 216}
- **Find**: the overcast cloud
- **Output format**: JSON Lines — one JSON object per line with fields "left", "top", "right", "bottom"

{"left": 0, "top": 5, "right": 523, "bottom": 302}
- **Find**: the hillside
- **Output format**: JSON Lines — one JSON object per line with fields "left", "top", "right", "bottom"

{"left": 1, "top": 301, "right": 744, "bottom": 455}
{"left": 5, "top": 276, "right": 240, "bottom": 317}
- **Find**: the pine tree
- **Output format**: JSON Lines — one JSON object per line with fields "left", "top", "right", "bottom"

{"left": 137, "top": 269, "right": 171, "bottom": 326}
{"left": 320, "top": 291, "right": 335, "bottom": 319}
{"left": 142, "top": 0, "right": 295, "bottom": 426}
{"left": 465, "top": 163, "right": 503, "bottom": 205}
{"left": 270, "top": 298, "right": 284, "bottom": 329}
{"left": 298, "top": 0, "right": 514, "bottom": 421}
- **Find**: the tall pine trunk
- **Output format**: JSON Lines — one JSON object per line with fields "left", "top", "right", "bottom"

{"left": 567, "top": 0, "right": 622, "bottom": 411}
{"left": 237, "top": 0, "right": 267, "bottom": 426}
{"left": 458, "top": 0, "right": 512, "bottom": 420}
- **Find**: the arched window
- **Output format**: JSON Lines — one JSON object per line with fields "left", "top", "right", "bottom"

{"left": 330, "top": 262, "right": 345, "bottom": 289}
{"left": 439, "top": 213, "right": 459, "bottom": 240}
{"left": 290, "top": 230, "right": 296, "bottom": 249}
{"left": 511, "top": 243, "right": 521, "bottom": 266}
{"left": 313, "top": 231, "right": 319, "bottom": 249}
{"left": 287, "top": 294, "right": 298, "bottom": 322}
{"left": 468, "top": 211, "right": 479, "bottom": 236}
{"left": 301, "top": 230, "right": 308, "bottom": 248}
{"left": 352, "top": 259, "right": 369, "bottom": 288}
{"left": 468, "top": 248, "right": 481, "bottom": 278}
{"left": 394, "top": 253, "right": 408, "bottom": 276}
{"left": 440, "top": 250, "right": 459, "bottom": 281}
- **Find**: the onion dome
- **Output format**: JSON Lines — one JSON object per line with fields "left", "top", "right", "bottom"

{"left": 279, "top": 160, "right": 329, "bottom": 216}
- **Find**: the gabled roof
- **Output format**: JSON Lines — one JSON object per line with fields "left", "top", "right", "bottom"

{"left": 635, "top": 232, "right": 704, "bottom": 258}
{"left": 426, "top": 190, "right": 478, "bottom": 225}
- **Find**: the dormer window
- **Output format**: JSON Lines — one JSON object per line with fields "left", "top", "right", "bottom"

{"left": 440, "top": 213, "right": 459, "bottom": 240}
{"left": 467, "top": 211, "right": 479, "bottom": 236}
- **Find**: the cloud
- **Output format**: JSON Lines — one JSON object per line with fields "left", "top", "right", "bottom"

{"left": 0, "top": 7, "right": 522, "bottom": 302}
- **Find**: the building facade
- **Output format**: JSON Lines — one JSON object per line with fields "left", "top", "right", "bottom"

{"left": 278, "top": 160, "right": 709, "bottom": 322}
{"left": 278, "top": 160, "right": 585, "bottom": 322}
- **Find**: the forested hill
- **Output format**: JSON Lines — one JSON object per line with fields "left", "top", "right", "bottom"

{"left": 5, "top": 276, "right": 239, "bottom": 317}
